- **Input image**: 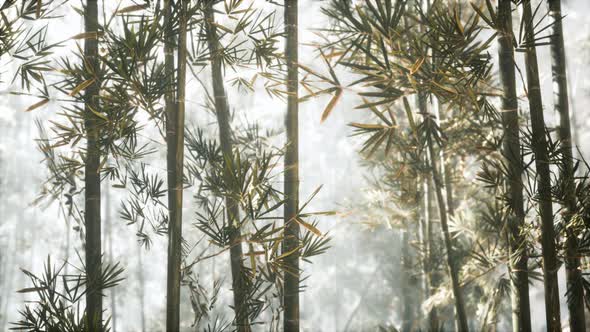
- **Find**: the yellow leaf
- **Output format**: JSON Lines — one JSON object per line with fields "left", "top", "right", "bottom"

{"left": 88, "top": 105, "right": 108, "bottom": 121}
{"left": 350, "top": 123, "right": 384, "bottom": 129}
{"left": 71, "top": 32, "right": 102, "bottom": 40}
{"left": 410, "top": 57, "right": 425, "bottom": 75}
{"left": 295, "top": 217, "right": 322, "bottom": 236}
{"left": 320, "top": 88, "right": 342, "bottom": 123}
{"left": 324, "top": 50, "right": 344, "bottom": 59}
{"left": 455, "top": 10, "right": 464, "bottom": 34}
{"left": 276, "top": 245, "right": 302, "bottom": 261}
{"left": 24, "top": 99, "right": 49, "bottom": 112}
{"left": 432, "top": 81, "right": 457, "bottom": 95}
{"left": 116, "top": 4, "right": 148, "bottom": 14}
{"left": 69, "top": 78, "right": 95, "bottom": 97}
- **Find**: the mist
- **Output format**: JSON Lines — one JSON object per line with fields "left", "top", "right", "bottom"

{"left": 1, "top": 0, "right": 590, "bottom": 331}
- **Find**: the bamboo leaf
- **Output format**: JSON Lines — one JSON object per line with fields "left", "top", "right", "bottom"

{"left": 71, "top": 32, "right": 102, "bottom": 40}
{"left": 402, "top": 97, "right": 418, "bottom": 141}
{"left": 69, "top": 78, "right": 95, "bottom": 96}
{"left": 410, "top": 57, "right": 425, "bottom": 75}
{"left": 88, "top": 105, "right": 108, "bottom": 121}
{"left": 320, "top": 88, "right": 343, "bottom": 123}
{"left": 115, "top": 4, "right": 148, "bottom": 14}
{"left": 350, "top": 123, "right": 385, "bottom": 130}
{"left": 24, "top": 98, "right": 49, "bottom": 112}
{"left": 295, "top": 217, "right": 322, "bottom": 236}
{"left": 17, "top": 286, "right": 46, "bottom": 293}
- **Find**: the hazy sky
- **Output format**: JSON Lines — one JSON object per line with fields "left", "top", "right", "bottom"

{"left": 1, "top": 0, "right": 589, "bottom": 331}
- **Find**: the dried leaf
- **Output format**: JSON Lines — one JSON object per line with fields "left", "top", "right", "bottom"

{"left": 350, "top": 123, "right": 384, "bottom": 129}
{"left": 24, "top": 98, "right": 49, "bottom": 112}
{"left": 116, "top": 4, "right": 148, "bottom": 14}
{"left": 69, "top": 78, "right": 95, "bottom": 96}
{"left": 71, "top": 32, "right": 102, "bottom": 40}
{"left": 295, "top": 218, "right": 322, "bottom": 236}
{"left": 88, "top": 105, "right": 108, "bottom": 121}
{"left": 320, "top": 88, "right": 342, "bottom": 123}
{"left": 410, "top": 57, "right": 425, "bottom": 75}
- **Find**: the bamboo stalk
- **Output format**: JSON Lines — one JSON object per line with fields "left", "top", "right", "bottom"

{"left": 203, "top": 3, "right": 250, "bottom": 331}
{"left": 83, "top": 0, "right": 102, "bottom": 329}
{"left": 165, "top": 0, "right": 187, "bottom": 330}
{"left": 497, "top": 1, "right": 532, "bottom": 330}
{"left": 420, "top": 91, "right": 469, "bottom": 332}
{"left": 521, "top": 1, "right": 561, "bottom": 329}
{"left": 546, "top": 0, "right": 585, "bottom": 330}
{"left": 283, "top": 1, "right": 301, "bottom": 331}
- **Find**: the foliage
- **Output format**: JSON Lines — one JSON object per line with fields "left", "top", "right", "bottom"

{"left": 11, "top": 256, "right": 124, "bottom": 331}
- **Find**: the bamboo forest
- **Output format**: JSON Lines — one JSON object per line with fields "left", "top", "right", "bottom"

{"left": 2, "top": 0, "right": 590, "bottom": 331}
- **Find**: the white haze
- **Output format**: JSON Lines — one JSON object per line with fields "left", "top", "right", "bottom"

{"left": 0, "top": 0, "right": 589, "bottom": 331}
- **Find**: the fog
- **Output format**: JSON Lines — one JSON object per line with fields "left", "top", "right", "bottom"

{"left": 1, "top": 0, "right": 590, "bottom": 331}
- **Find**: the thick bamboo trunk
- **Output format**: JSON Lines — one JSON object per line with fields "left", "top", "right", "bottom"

{"left": 84, "top": 0, "right": 102, "bottom": 329}
{"left": 283, "top": 1, "right": 300, "bottom": 331}
{"left": 203, "top": 3, "right": 250, "bottom": 331}
{"left": 521, "top": 1, "right": 561, "bottom": 330}
{"left": 165, "top": 0, "right": 187, "bottom": 330}
{"left": 497, "top": 1, "right": 532, "bottom": 331}
{"left": 546, "top": 0, "right": 585, "bottom": 330}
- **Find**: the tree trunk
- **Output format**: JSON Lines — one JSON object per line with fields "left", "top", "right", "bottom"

{"left": 203, "top": 3, "right": 250, "bottom": 331}
{"left": 497, "top": 1, "right": 532, "bottom": 331}
{"left": 284, "top": 1, "right": 300, "bottom": 331}
{"left": 84, "top": 0, "right": 102, "bottom": 329}
{"left": 165, "top": 0, "right": 187, "bottom": 330}
{"left": 547, "top": 0, "right": 585, "bottom": 330}
{"left": 521, "top": 1, "right": 561, "bottom": 330}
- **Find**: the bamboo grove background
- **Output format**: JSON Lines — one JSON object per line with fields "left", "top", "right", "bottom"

{"left": 0, "top": 0, "right": 590, "bottom": 331}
